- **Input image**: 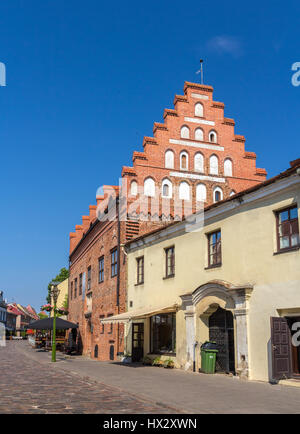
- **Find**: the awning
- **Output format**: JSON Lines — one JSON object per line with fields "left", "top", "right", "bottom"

{"left": 101, "top": 303, "right": 178, "bottom": 324}
{"left": 30, "top": 317, "right": 78, "bottom": 330}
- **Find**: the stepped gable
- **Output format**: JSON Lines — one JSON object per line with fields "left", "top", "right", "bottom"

{"left": 122, "top": 81, "right": 267, "bottom": 212}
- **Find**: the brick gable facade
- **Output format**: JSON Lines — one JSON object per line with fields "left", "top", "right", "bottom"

{"left": 68, "top": 81, "right": 267, "bottom": 361}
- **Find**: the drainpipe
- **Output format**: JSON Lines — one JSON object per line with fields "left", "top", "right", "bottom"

{"left": 116, "top": 197, "right": 121, "bottom": 356}
{"left": 193, "top": 341, "right": 199, "bottom": 372}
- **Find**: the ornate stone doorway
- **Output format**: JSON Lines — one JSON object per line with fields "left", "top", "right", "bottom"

{"left": 180, "top": 280, "right": 253, "bottom": 377}
{"left": 209, "top": 306, "right": 235, "bottom": 373}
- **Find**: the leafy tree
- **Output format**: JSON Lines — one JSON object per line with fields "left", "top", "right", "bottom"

{"left": 38, "top": 312, "right": 48, "bottom": 319}
{"left": 63, "top": 294, "right": 69, "bottom": 310}
{"left": 46, "top": 267, "right": 69, "bottom": 303}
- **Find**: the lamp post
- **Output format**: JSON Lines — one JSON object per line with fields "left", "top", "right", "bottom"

{"left": 50, "top": 281, "right": 60, "bottom": 362}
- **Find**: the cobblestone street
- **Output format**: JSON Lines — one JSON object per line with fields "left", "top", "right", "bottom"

{"left": 2, "top": 341, "right": 300, "bottom": 414}
{"left": 0, "top": 342, "right": 173, "bottom": 414}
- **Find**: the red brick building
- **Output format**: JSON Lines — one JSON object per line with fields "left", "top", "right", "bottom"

{"left": 68, "top": 81, "right": 266, "bottom": 361}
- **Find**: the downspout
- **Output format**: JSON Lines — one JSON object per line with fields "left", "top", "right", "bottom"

{"left": 116, "top": 197, "right": 121, "bottom": 355}
{"left": 193, "top": 341, "right": 199, "bottom": 372}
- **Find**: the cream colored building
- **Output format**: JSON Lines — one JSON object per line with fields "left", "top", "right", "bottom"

{"left": 104, "top": 160, "right": 300, "bottom": 383}
{"left": 51, "top": 278, "right": 68, "bottom": 319}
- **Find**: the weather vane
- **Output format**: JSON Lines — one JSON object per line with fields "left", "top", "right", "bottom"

{"left": 196, "top": 59, "right": 204, "bottom": 84}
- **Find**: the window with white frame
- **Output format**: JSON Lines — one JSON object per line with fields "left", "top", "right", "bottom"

{"left": 165, "top": 150, "right": 174, "bottom": 169}
{"left": 194, "top": 152, "right": 204, "bottom": 172}
{"left": 224, "top": 158, "right": 233, "bottom": 177}
{"left": 179, "top": 181, "right": 190, "bottom": 200}
{"left": 194, "top": 127, "right": 204, "bottom": 141}
{"left": 209, "top": 155, "right": 219, "bottom": 175}
{"left": 144, "top": 177, "right": 155, "bottom": 197}
{"left": 196, "top": 183, "right": 207, "bottom": 202}
{"left": 209, "top": 130, "right": 217, "bottom": 143}
{"left": 180, "top": 125, "right": 190, "bottom": 139}
{"left": 180, "top": 151, "right": 188, "bottom": 170}
{"left": 213, "top": 187, "right": 223, "bottom": 203}
{"left": 195, "top": 102, "right": 204, "bottom": 117}
{"left": 161, "top": 178, "right": 172, "bottom": 198}
{"left": 230, "top": 190, "right": 236, "bottom": 197}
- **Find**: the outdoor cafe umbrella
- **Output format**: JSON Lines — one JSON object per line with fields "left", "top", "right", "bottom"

{"left": 29, "top": 317, "right": 78, "bottom": 330}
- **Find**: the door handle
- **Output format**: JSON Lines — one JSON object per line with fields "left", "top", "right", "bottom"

{"left": 272, "top": 345, "right": 277, "bottom": 350}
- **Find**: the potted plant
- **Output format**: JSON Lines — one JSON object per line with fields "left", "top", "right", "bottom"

{"left": 56, "top": 307, "right": 69, "bottom": 316}
{"left": 152, "top": 356, "right": 163, "bottom": 367}
{"left": 164, "top": 358, "right": 175, "bottom": 369}
{"left": 41, "top": 304, "right": 53, "bottom": 313}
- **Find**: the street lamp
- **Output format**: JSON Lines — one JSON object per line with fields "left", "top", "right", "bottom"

{"left": 50, "top": 281, "right": 60, "bottom": 362}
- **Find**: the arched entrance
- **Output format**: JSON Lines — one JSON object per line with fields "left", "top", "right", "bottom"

{"left": 209, "top": 307, "right": 235, "bottom": 373}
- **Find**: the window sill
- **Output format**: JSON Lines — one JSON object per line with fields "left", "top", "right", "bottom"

{"left": 274, "top": 246, "right": 300, "bottom": 256}
{"left": 205, "top": 263, "right": 222, "bottom": 270}
{"left": 135, "top": 282, "right": 144, "bottom": 286}
{"left": 148, "top": 352, "right": 176, "bottom": 357}
{"left": 163, "top": 274, "right": 175, "bottom": 280}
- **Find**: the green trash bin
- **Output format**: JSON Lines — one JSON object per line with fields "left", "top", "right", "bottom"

{"left": 200, "top": 342, "right": 218, "bottom": 374}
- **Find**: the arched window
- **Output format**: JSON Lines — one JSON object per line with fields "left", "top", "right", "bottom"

{"left": 194, "top": 152, "right": 204, "bottom": 172}
{"left": 194, "top": 128, "right": 204, "bottom": 141}
{"left": 213, "top": 187, "right": 223, "bottom": 203}
{"left": 130, "top": 180, "right": 138, "bottom": 196}
{"left": 181, "top": 125, "right": 190, "bottom": 139}
{"left": 209, "top": 155, "right": 219, "bottom": 175}
{"left": 144, "top": 177, "right": 155, "bottom": 197}
{"left": 162, "top": 179, "right": 172, "bottom": 198}
{"left": 165, "top": 150, "right": 174, "bottom": 169}
{"left": 179, "top": 181, "right": 190, "bottom": 200}
{"left": 180, "top": 151, "right": 188, "bottom": 170}
{"left": 209, "top": 130, "right": 217, "bottom": 143}
{"left": 195, "top": 102, "right": 204, "bottom": 117}
{"left": 224, "top": 158, "right": 233, "bottom": 177}
{"left": 196, "top": 184, "right": 207, "bottom": 202}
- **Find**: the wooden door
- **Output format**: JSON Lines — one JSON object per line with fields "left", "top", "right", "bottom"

{"left": 271, "top": 317, "right": 292, "bottom": 380}
{"left": 132, "top": 323, "right": 144, "bottom": 362}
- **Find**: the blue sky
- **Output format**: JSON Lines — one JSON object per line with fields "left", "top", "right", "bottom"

{"left": 0, "top": 0, "right": 299, "bottom": 310}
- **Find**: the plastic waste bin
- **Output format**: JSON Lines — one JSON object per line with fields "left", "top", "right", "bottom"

{"left": 200, "top": 341, "right": 218, "bottom": 374}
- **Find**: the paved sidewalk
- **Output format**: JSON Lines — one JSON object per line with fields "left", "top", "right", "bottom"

{"left": 15, "top": 341, "right": 300, "bottom": 414}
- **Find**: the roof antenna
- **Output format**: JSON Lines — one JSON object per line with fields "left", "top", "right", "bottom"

{"left": 196, "top": 59, "right": 204, "bottom": 84}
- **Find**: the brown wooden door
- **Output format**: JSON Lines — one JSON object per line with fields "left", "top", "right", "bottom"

{"left": 271, "top": 317, "right": 292, "bottom": 380}
{"left": 132, "top": 323, "right": 144, "bottom": 362}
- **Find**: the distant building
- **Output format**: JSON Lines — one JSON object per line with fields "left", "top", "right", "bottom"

{"left": 6, "top": 303, "right": 38, "bottom": 336}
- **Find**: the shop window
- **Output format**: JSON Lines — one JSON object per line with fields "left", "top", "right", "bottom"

{"left": 150, "top": 313, "right": 176, "bottom": 354}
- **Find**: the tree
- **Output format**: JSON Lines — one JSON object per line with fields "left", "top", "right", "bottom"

{"left": 46, "top": 267, "right": 69, "bottom": 303}
{"left": 38, "top": 312, "right": 48, "bottom": 319}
